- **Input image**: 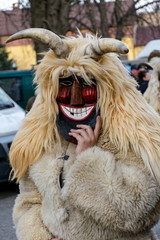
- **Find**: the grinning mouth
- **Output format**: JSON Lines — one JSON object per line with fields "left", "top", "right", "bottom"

{"left": 59, "top": 104, "right": 95, "bottom": 121}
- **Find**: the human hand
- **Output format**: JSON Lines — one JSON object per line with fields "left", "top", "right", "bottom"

{"left": 69, "top": 116, "right": 101, "bottom": 156}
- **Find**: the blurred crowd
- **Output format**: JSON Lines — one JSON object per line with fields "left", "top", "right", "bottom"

{"left": 128, "top": 50, "right": 160, "bottom": 95}
{"left": 127, "top": 49, "right": 160, "bottom": 115}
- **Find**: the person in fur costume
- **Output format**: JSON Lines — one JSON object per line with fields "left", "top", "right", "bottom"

{"left": 6, "top": 28, "right": 160, "bottom": 240}
{"left": 144, "top": 50, "right": 160, "bottom": 114}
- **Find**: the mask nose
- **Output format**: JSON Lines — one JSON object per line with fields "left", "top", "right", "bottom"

{"left": 70, "top": 78, "right": 84, "bottom": 106}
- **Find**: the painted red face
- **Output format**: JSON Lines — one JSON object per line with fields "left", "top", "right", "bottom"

{"left": 56, "top": 75, "right": 97, "bottom": 121}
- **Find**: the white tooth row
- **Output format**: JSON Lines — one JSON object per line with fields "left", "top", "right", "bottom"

{"left": 62, "top": 105, "right": 94, "bottom": 120}
{"left": 65, "top": 107, "right": 91, "bottom": 114}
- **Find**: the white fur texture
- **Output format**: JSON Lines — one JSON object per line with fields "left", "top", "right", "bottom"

{"left": 13, "top": 143, "right": 160, "bottom": 240}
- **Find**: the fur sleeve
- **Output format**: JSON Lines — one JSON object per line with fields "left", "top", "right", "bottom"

{"left": 13, "top": 174, "right": 53, "bottom": 240}
{"left": 62, "top": 146, "right": 160, "bottom": 232}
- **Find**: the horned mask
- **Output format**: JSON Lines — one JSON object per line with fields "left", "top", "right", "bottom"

{"left": 6, "top": 28, "right": 128, "bottom": 142}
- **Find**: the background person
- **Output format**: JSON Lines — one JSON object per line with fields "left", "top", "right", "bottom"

{"left": 137, "top": 68, "right": 152, "bottom": 94}
{"left": 130, "top": 64, "right": 138, "bottom": 79}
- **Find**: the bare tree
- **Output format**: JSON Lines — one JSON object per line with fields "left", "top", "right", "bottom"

{"left": 69, "top": 0, "right": 136, "bottom": 38}
{"left": 18, "top": 0, "right": 74, "bottom": 60}
{"left": 16, "top": 0, "right": 160, "bottom": 59}
{"left": 69, "top": 0, "right": 160, "bottom": 39}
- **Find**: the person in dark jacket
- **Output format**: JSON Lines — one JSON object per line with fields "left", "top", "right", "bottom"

{"left": 137, "top": 63, "right": 153, "bottom": 94}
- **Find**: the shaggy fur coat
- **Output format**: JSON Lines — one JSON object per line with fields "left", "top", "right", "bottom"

{"left": 13, "top": 136, "right": 160, "bottom": 240}
{"left": 8, "top": 35, "right": 160, "bottom": 240}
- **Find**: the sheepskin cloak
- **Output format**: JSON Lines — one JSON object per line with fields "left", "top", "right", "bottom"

{"left": 13, "top": 138, "right": 160, "bottom": 240}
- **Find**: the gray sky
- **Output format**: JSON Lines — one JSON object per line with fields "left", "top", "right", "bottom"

{"left": 0, "top": 0, "right": 17, "bottom": 10}
{"left": 0, "top": 0, "right": 27, "bottom": 10}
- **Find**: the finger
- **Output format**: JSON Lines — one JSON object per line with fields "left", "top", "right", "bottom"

{"left": 70, "top": 129, "right": 89, "bottom": 138}
{"left": 76, "top": 124, "right": 94, "bottom": 137}
{"left": 69, "top": 132, "right": 83, "bottom": 142}
{"left": 94, "top": 116, "right": 101, "bottom": 138}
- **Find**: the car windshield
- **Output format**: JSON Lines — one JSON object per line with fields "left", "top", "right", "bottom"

{"left": 0, "top": 88, "right": 14, "bottom": 110}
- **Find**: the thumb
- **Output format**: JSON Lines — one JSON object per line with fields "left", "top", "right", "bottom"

{"left": 94, "top": 116, "right": 101, "bottom": 138}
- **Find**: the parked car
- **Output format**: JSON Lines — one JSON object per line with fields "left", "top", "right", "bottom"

{"left": 0, "top": 87, "right": 25, "bottom": 183}
{"left": 0, "top": 70, "right": 35, "bottom": 109}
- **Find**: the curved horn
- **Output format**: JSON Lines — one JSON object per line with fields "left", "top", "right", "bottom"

{"left": 84, "top": 38, "right": 129, "bottom": 59}
{"left": 6, "top": 28, "right": 69, "bottom": 57}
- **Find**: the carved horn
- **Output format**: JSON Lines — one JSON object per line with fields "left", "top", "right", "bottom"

{"left": 6, "top": 28, "right": 69, "bottom": 57}
{"left": 85, "top": 38, "right": 129, "bottom": 58}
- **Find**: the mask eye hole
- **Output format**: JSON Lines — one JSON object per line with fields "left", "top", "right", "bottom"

{"left": 75, "top": 77, "right": 89, "bottom": 86}
{"left": 82, "top": 80, "right": 90, "bottom": 86}
{"left": 59, "top": 77, "right": 73, "bottom": 86}
{"left": 77, "top": 77, "right": 96, "bottom": 87}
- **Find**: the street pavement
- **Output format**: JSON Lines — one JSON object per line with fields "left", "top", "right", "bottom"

{"left": 0, "top": 183, "right": 18, "bottom": 240}
{"left": 0, "top": 183, "right": 160, "bottom": 240}
{"left": 155, "top": 224, "right": 160, "bottom": 239}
